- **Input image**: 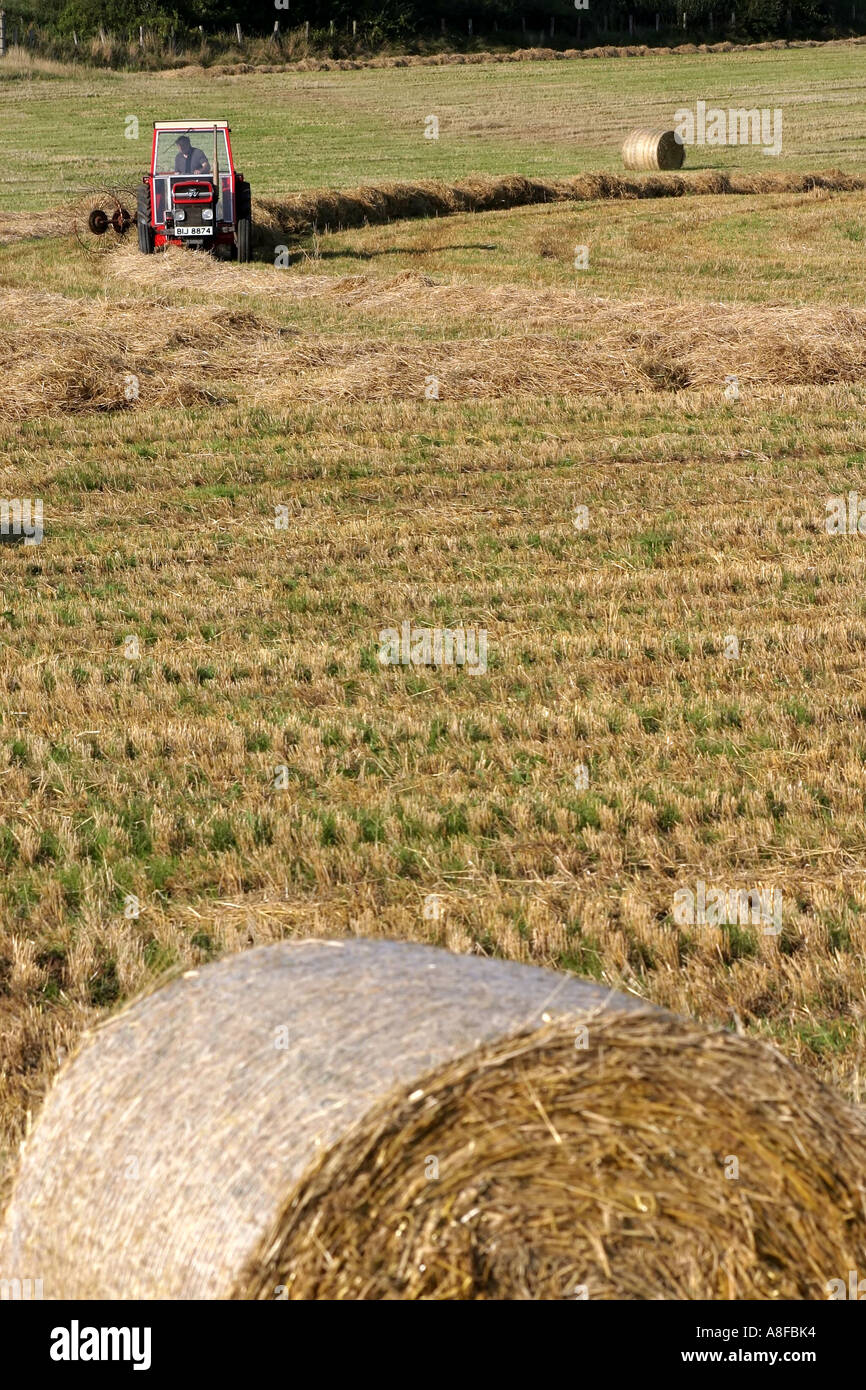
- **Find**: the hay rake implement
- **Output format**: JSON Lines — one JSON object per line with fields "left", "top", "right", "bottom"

{"left": 72, "top": 188, "right": 135, "bottom": 252}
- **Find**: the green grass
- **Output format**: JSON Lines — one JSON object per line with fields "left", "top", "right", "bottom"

{"left": 5, "top": 180, "right": 866, "bottom": 318}
{"left": 2, "top": 45, "right": 866, "bottom": 210}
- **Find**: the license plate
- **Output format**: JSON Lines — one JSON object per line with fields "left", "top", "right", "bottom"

{"left": 174, "top": 225, "right": 212, "bottom": 236}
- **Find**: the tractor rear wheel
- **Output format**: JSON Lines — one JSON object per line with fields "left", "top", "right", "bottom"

{"left": 235, "top": 216, "right": 252, "bottom": 263}
{"left": 235, "top": 179, "right": 252, "bottom": 263}
{"left": 136, "top": 183, "right": 154, "bottom": 255}
{"left": 137, "top": 218, "right": 154, "bottom": 255}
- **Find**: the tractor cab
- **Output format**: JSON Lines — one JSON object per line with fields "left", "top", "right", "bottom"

{"left": 137, "top": 121, "right": 252, "bottom": 261}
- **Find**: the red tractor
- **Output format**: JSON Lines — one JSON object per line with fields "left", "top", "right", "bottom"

{"left": 137, "top": 121, "right": 252, "bottom": 261}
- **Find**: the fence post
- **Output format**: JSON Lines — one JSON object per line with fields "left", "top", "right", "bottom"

{"left": 628, "top": 12, "right": 634, "bottom": 33}
{"left": 655, "top": 11, "right": 660, "bottom": 28}
{"left": 550, "top": 15, "right": 555, "bottom": 35}
{"left": 139, "top": 24, "right": 144, "bottom": 47}
{"left": 273, "top": 20, "right": 280, "bottom": 37}
{"left": 235, "top": 21, "right": 242, "bottom": 43}
{"left": 72, "top": 28, "right": 78, "bottom": 46}
{"left": 330, "top": 19, "right": 335, "bottom": 34}
{"left": 352, "top": 19, "right": 357, "bottom": 35}
{"left": 0, "top": 11, "right": 5, "bottom": 58}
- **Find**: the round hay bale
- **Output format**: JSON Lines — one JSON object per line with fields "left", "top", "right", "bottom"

{"left": 0, "top": 940, "right": 655, "bottom": 1299}
{"left": 622, "top": 127, "right": 686, "bottom": 171}
{"left": 2, "top": 939, "right": 865, "bottom": 1301}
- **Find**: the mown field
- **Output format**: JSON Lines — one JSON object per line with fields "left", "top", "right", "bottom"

{"left": 2, "top": 42, "right": 866, "bottom": 209}
{"left": 1, "top": 49, "right": 865, "bottom": 1197}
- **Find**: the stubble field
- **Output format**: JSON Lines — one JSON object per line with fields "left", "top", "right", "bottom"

{"left": 1, "top": 43, "right": 865, "bottom": 1199}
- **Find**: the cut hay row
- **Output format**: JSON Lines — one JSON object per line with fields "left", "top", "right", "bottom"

{"left": 261, "top": 315, "right": 866, "bottom": 402}
{"left": 159, "top": 34, "right": 866, "bottom": 79}
{"left": 0, "top": 191, "right": 138, "bottom": 248}
{"left": 0, "top": 284, "right": 283, "bottom": 418}
{"left": 6, "top": 260, "right": 866, "bottom": 420}
{"left": 1, "top": 940, "right": 863, "bottom": 1300}
{"left": 2, "top": 169, "right": 859, "bottom": 253}
{"left": 0, "top": 208, "right": 68, "bottom": 247}
{"left": 251, "top": 170, "right": 866, "bottom": 242}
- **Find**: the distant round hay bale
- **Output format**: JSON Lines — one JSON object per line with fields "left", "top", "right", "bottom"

{"left": 2, "top": 939, "right": 864, "bottom": 1301}
{"left": 622, "top": 127, "right": 686, "bottom": 171}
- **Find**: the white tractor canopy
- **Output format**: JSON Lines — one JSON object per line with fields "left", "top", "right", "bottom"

{"left": 152, "top": 122, "right": 232, "bottom": 177}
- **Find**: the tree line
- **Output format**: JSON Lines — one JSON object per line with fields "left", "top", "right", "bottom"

{"left": 0, "top": 0, "right": 853, "bottom": 50}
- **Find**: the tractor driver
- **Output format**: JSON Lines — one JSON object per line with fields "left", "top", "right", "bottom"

{"left": 173, "top": 135, "right": 211, "bottom": 175}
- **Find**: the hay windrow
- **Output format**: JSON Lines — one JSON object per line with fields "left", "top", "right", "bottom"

{"left": 0, "top": 284, "right": 288, "bottom": 419}
{"left": 5, "top": 254, "right": 866, "bottom": 419}
{"left": 3, "top": 170, "right": 858, "bottom": 252}
{"left": 250, "top": 169, "right": 866, "bottom": 243}
{"left": 150, "top": 35, "right": 866, "bottom": 81}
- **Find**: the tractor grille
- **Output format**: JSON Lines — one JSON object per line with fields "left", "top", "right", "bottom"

{"left": 170, "top": 179, "right": 216, "bottom": 234}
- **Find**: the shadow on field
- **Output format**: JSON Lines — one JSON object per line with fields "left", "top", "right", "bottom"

{"left": 316, "top": 243, "right": 501, "bottom": 261}
{"left": 248, "top": 241, "right": 500, "bottom": 266}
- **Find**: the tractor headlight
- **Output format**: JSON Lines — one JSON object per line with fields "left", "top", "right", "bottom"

{"left": 174, "top": 209, "right": 185, "bottom": 222}
{"left": 202, "top": 208, "right": 213, "bottom": 221}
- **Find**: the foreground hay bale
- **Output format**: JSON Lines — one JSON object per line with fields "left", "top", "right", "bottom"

{"left": 1, "top": 939, "right": 864, "bottom": 1300}
{"left": 622, "top": 128, "right": 686, "bottom": 171}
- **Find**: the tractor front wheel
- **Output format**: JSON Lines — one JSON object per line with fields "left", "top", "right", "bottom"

{"left": 235, "top": 216, "right": 252, "bottom": 263}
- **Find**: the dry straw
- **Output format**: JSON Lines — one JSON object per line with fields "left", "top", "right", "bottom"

{"left": 251, "top": 169, "right": 864, "bottom": 243}
{"left": 2, "top": 170, "right": 859, "bottom": 255}
{"left": 158, "top": 35, "right": 866, "bottom": 80}
{"left": 1, "top": 939, "right": 864, "bottom": 1300}
{"left": 7, "top": 226, "right": 866, "bottom": 422}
